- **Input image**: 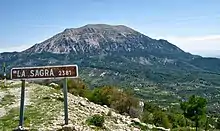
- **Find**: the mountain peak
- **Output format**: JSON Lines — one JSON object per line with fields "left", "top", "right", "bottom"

{"left": 23, "top": 24, "right": 187, "bottom": 56}
{"left": 63, "top": 24, "right": 136, "bottom": 34}
{"left": 83, "top": 24, "right": 131, "bottom": 29}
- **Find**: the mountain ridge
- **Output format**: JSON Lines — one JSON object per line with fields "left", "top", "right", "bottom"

{"left": 23, "top": 24, "right": 187, "bottom": 56}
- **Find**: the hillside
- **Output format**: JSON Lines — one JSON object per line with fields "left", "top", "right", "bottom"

{"left": 1, "top": 80, "right": 159, "bottom": 131}
{"left": 0, "top": 24, "right": 220, "bottom": 114}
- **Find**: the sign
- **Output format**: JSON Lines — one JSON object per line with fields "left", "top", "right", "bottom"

{"left": 11, "top": 65, "right": 77, "bottom": 129}
{"left": 11, "top": 65, "right": 78, "bottom": 80}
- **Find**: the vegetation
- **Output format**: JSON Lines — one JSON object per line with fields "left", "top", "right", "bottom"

{"left": 0, "top": 94, "right": 15, "bottom": 107}
{"left": 88, "top": 86, "right": 139, "bottom": 117}
{"left": 86, "top": 114, "right": 105, "bottom": 127}
{"left": 57, "top": 79, "right": 140, "bottom": 117}
{"left": 216, "top": 118, "right": 220, "bottom": 129}
{"left": 181, "top": 95, "right": 207, "bottom": 131}
{"left": 42, "top": 78, "right": 220, "bottom": 130}
{"left": 66, "top": 78, "right": 89, "bottom": 97}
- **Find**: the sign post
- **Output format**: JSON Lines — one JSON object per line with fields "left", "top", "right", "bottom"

{"left": 11, "top": 65, "right": 78, "bottom": 128}
{"left": 3, "top": 62, "right": 6, "bottom": 87}
{"left": 19, "top": 80, "right": 25, "bottom": 128}
{"left": 63, "top": 78, "right": 68, "bottom": 125}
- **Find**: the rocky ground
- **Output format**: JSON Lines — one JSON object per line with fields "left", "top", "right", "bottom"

{"left": 0, "top": 80, "right": 170, "bottom": 131}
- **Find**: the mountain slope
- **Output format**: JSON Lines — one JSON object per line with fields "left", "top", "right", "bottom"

{"left": 24, "top": 24, "right": 182, "bottom": 55}
{"left": 0, "top": 80, "right": 147, "bottom": 131}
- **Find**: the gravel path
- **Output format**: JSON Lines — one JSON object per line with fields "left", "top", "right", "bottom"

{"left": 0, "top": 81, "right": 35, "bottom": 118}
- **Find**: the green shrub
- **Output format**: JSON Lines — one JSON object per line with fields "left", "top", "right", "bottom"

{"left": 142, "top": 111, "right": 154, "bottom": 124}
{"left": 86, "top": 114, "right": 105, "bottom": 127}
{"left": 143, "top": 102, "right": 161, "bottom": 113}
{"left": 65, "top": 78, "right": 90, "bottom": 97}
{"left": 0, "top": 94, "right": 16, "bottom": 107}
{"left": 109, "top": 88, "right": 139, "bottom": 115}
{"left": 88, "top": 87, "right": 112, "bottom": 106}
{"left": 153, "top": 111, "right": 172, "bottom": 129}
{"left": 88, "top": 86, "right": 139, "bottom": 116}
{"left": 107, "top": 110, "right": 112, "bottom": 116}
{"left": 167, "top": 113, "right": 186, "bottom": 128}
{"left": 216, "top": 118, "right": 220, "bottom": 129}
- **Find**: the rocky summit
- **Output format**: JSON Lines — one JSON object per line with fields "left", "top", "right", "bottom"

{"left": 23, "top": 24, "right": 188, "bottom": 57}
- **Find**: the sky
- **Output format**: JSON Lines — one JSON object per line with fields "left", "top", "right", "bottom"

{"left": 0, "top": 0, "right": 219, "bottom": 57}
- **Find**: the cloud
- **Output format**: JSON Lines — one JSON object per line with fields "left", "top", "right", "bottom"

{"left": 155, "top": 35, "right": 220, "bottom": 57}
{"left": 169, "top": 14, "right": 220, "bottom": 25}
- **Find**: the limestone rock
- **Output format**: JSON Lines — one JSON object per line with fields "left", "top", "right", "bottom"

{"left": 62, "top": 124, "right": 74, "bottom": 131}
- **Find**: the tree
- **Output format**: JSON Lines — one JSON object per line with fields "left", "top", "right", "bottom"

{"left": 180, "top": 95, "right": 207, "bottom": 131}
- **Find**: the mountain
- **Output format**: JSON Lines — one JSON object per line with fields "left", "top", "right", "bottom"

{"left": 24, "top": 24, "right": 186, "bottom": 56}
{"left": 1, "top": 24, "right": 220, "bottom": 113}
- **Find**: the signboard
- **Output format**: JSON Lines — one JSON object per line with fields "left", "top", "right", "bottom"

{"left": 11, "top": 65, "right": 78, "bottom": 80}
{"left": 11, "top": 65, "right": 77, "bottom": 128}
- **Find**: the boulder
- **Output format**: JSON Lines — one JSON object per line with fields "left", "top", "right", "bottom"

{"left": 79, "top": 101, "right": 87, "bottom": 107}
{"left": 154, "top": 127, "right": 171, "bottom": 131}
{"left": 131, "top": 118, "right": 141, "bottom": 123}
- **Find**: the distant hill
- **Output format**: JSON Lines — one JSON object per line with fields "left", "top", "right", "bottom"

{"left": 0, "top": 24, "right": 220, "bottom": 113}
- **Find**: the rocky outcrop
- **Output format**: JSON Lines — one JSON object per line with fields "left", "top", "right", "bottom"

{"left": 46, "top": 93, "right": 142, "bottom": 131}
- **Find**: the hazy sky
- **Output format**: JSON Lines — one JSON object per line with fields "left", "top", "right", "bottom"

{"left": 0, "top": 0, "right": 219, "bottom": 57}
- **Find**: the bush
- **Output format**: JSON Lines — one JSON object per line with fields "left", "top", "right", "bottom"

{"left": 87, "top": 114, "right": 105, "bottom": 127}
{"left": 65, "top": 78, "right": 90, "bottom": 97}
{"left": 107, "top": 110, "right": 112, "bottom": 116}
{"left": 153, "top": 111, "right": 172, "bottom": 129}
{"left": 216, "top": 118, "right": 220, "bottom": 129}
{"left": 110, "top": 88, "right": 139, "bottom": 115}
{"left": 143, "top": 102, "right": 160, "bottom": 113}
{"left": 142, "top": 111, "right": 154, "bottom": 124}
{"left": 88, "top": 86, "right": 113, "bottom": 106}
{"left": 88, "top": 86, "right": 139, "bottom": 116}
{"left": 168, "top": 113, "right": 186, "bottom": 128}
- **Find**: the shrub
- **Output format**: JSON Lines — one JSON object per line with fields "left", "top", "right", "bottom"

{"left": 110, "top": 88, "right": 139, "bottom": 115}
{"left": 88, "top": 86, "right": 139, "bottom": 116}
{"left": 88, "top": 87, "right": 112, "bottom": 106}
{"left": 107, "top": 110, "right": 112, "bottom": 116}
{"left": 65, "top": 78, "right": 90, "bottom": 97}
{"left": 153, "top": 111, "right": 172, "bottom": 129}
{"left": 216, "top": 118, "right": 220, "bottom": 129}
{"left": 142, "top": 111, "right": 154, "bottom": 124}
{"left": 168, "top": 113, "right": 186, "bottom": 128}
{"left": 86, "top": 114, "right": 105, "bottom": 127}
{"left": 143, "top": 102, "right": 161, "bottom": 113}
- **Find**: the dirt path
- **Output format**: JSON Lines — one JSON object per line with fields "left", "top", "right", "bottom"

{"left": 0, "top": 81, "right": 35, "bottom": 118}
